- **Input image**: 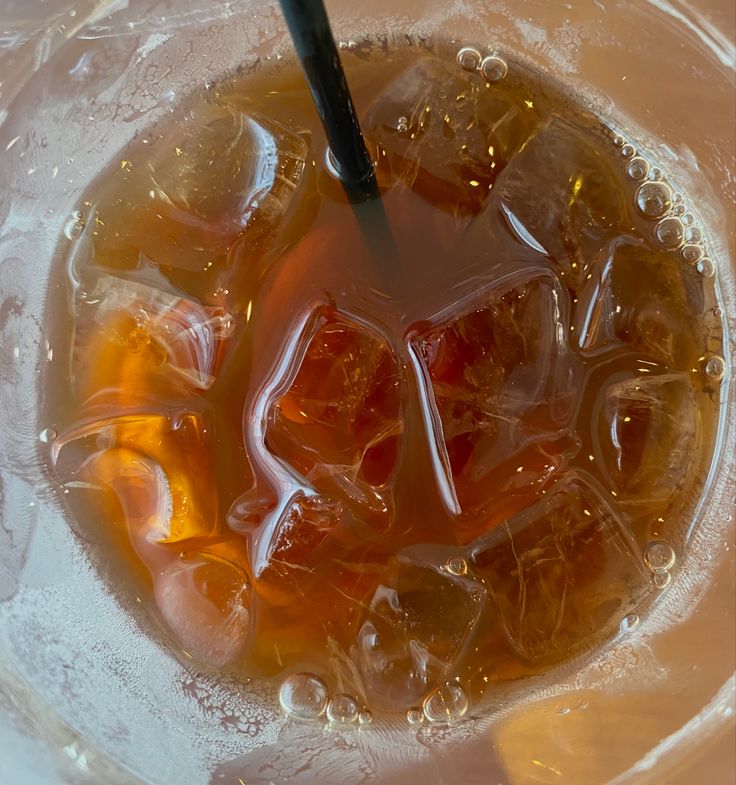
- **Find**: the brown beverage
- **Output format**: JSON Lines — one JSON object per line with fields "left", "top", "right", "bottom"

{"left": 46, "top": 39, "right": 725, "bottom": 720}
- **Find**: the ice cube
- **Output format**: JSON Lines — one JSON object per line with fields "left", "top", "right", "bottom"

{"left": 490, "top": 118, "right": 628, "bottom": 291}
{"left": 470, "top": 473, "right": 648, "bottom": 663}
{"left": 154, "top": 553, "right": 251, "bottom": 667}
{"left": 352, "top": 546, "right": 486, "bottom": 710}
{"left": 573, "top": 237, "right": 706, "bottom": 370}
{"left": 599, "top": 372, "right": 699, "bottom": 509}
{"left": 73, "top": 261, "right": 234, "bottom": 399}
{"left": 408, "top": 272, "right": 581, "bottom": 538}
{"left": 265, "top": 313, "right": 402, "bottom": 526}
{"left": 73, "top": 410, "right": 220, "bottom": 544}
{"left": 92, "top": 101, "right": 308, "bottom": 281}
{"left": 364, "top": 55, "right": 540, "bottom": 217}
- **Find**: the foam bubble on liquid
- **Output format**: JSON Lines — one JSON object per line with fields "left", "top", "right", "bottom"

{"left": 326, "top": 693, "right": 359, "bottom": 724}
{"left": 620, "top": 613, "right": 640, "bottom": 632}
{"left": 643, "top": 540, "right": 677, "bottom": 573}
{"left": 406, "top": 707, "right": 424, "bottom": 726}
{"left": 681, "top": 244, "right": 703, "bottom": 263}
{"left": 445, "top": 556, "right": 468, "bottom": 576}
{"left": 357, "top": 708, "right": 373, "bottom": 726}
{"left": 39, "top": 427, "right": 58, "bottom": 444}
{"left": 653, "top": 572, "right": 672, "bottom": 590}
{"left": 626, "top": 157, "right": 649, "bottom": 181}
{"left": 456, "top": 46, "right": 482, "bottom": 72}
{"left": 654, "top": 217, "right": 685, "bottom": 250}
{"left": 480, "top": 55, "right": 508, "bottom": 83}
{"left": 636, "top": 182, "right": 671, "bottom": 219}
{"left": 696, "top": 258, "right": 715, "bottom": 277}
{"left": 621, "top": 143, "right": 636, "bottom": 159}
{"left": 422, "top": 684, "right": 469, "bottom": 724}
{"left": 703, "top": 355, "right": 726, "bottom": 381}
{"left": 278, "top": 673, "right": 329, "bottom": 719}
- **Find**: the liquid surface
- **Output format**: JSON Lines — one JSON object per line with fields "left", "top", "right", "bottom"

{"left": 47, "top": 40, "right": 725, "bottom": 719}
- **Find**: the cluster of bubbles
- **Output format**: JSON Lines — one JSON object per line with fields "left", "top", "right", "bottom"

{"left": 278, "top": 672, "right": 372, "bottom": 726}
{"left": 643, "top": 540, "right": 677, "bottom": 590}
{"left": 456, "top": 46, "right": 508, "bottom": 84}
{"left": 278, "top": 672, "right": 471, "bottom": 728}
{"left": 613, "top": 134, "right": 726, "bottom": 384}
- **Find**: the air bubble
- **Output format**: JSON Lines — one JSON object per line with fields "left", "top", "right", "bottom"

{"left": 653, "top": 572, "right": 672, "bottom": 590}
{"left": 681, "top": 212, "right": 694, "bottom": 226}
{"left": 278, "top": 673, "right": 328, "bottom": 719}
{"left": 636, "top": 182, "right": 671, "bottom": 219}
{"left": 703, "top": 355, "right": 726, "bottom": 381}
{"left": 650, "top": 167, "right": 663, "bottom": 180}
{"left": 714, "top": 307, "right": 723, "bottom": 318}
{"left": 673, "top": 204, "right": 686, "bottom": 216}
{"left": 406, "top": 707, "right": 425, "bottom": 726}
{"left": 613, "top": 135, "right": 625, "bottom": 147}
{"left": 654, "top": 217, "right": 684, "bottom": 250}
{"left": 673, "top": 192, "right": 683, "bottom": 203}
{"left": 396, "top": 116, "right": 409, "bottom": 133}
{"left": 626, "top": 157, "right": 649, "bottom": 181}
{"left": 684, "top": 226, "right": 702, "bottom": 244}
{"left": 681, "top": 244, "right": 703, "bottom": 263}
{"left": 39, "top": 427, "right": 58, "bottom": 444}
{"left": 621, "top": 143, "right": 636, "bottom": 159}
{"left": 326, "top": 693, "right": 359, "bottom": 724}
{"left": 480, "top": 55, "right": 508, "bottom": 83}
{"left": 445, "top": 556, "right": 468, "bottom": 576}
{"left": 643, "top": 540, "right": 676, "bottom": 573}
{"left": 422, "top": 684, "right": 469, "bottom": 724}
{"left": 620, "top": 613, "right": 640, "bottom": 632}
{"left": 696, "top": 258, "right": 715, "bottom": 277}
{"left": 358, "top": 709, "right": 373, "bottom": 726}
{"left": 456, "top": 47, "right": 482, "bottom": 72}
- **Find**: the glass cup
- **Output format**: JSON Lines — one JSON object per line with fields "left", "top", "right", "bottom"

{"left": 0, "top": 1, "right": 733, "bottom": 783}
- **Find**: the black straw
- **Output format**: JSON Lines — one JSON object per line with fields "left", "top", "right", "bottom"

{"left": 278, "top": 0, "right": 378, "bottom": 202}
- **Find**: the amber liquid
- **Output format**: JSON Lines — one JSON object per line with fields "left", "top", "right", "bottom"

{"left": 47, "top": 40, "right": 724, "bottom": 714}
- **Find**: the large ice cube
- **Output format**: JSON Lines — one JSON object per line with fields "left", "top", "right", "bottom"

{"left": 92, "top": 101, "right": 308, "bottom": 282}
{"left": 264, "top": 313, "right": 402, "bottom": 526}
{"left": 470, "top": 473, "right": 647, "bottom": 664}
{"left": 573, "top": 237, "right": 706, "bottom": 370}
{"left": 352, "top": 546, "right": 486, "bottom": 710}
{"left": 154, "top": 552, "right": 251, "bottom": 667}
{"left": 69, "top": 410, "right": 220, "bottom": 544}
{"left": 364, "top": 55, "right": 540, "bottom": 217}
{"left": 73, "top": 262, "right": 234, "bottom": 399}
{"left": 490, "top": 118, "right": 628, "bottom": 291}
{"left": 409, "top": 272, "right": 581, "bottom": 539}
{"left": 598, "top": 372, "right": 699, "bottom": 509}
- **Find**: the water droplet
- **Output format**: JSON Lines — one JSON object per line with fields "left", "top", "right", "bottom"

{"left": 643, "top": 540, "right": 676, "bottom": 573}
{"left": 621, "top": 143, "right": 636, "bottom": 159}
{"left": 456, "top": 47, "right": 482, "bottom": 72}
{"left": 653, "top": 572, "right": 672, "bottom": 590}
{"left": 326, "top": 693, "right": 359, "bottom": 724}
{"left": 654, "top": 217, "right": 684, "bottom": 250}
{"left": 684, "top": 226, "right": 702, "bottom": 244}
{"left": 626, "top": 157, "right": 649, "bottom": 181}
{"left": 39, "top": 427, "right": 58, "bottom": 444}
{"left": 650, "top": 167, "right": 663, "bottom": 180}
{"left": 480, "top": 55, "right": 508, "bottom": 83}
{"left": 406, "top": 707, "right": 424, "bottom": 726}
{"left": 358, "top": 708, "right": 373, "bottom": 726}
{"left": 620, "top": 613, "right": 640, "bottom": 632}
{"left": 696, "top": 258, "right": 715, "bottom": 277}
{"left": 396, "top": 116, "right": 409, "bottom": 133}
{"left": 703, "top": 355, "right": 726, "bottom": 381}
{"left": 445, "top": 556, "right": 468, "bottom": 576}
{"left": 613, "top": 135, "right": 625, "bottom": 147}
{"left": 636, "top": 182, "right": 671, "bottom": 219}
{"left": 681, "top": 244, "right": 703, "bottom": 263}
{"left": 422, "top": 684, "right": 469, "bottom": 724}
{"left": 278, "top": 673, "right": 328, "bottom": 719}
